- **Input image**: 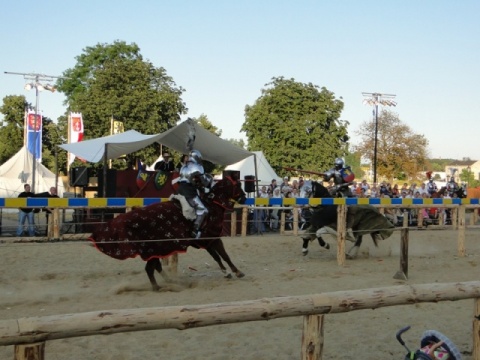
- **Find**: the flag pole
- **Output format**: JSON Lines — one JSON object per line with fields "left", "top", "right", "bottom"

{"left": 23, "top": 109, "right": 27, "bottom": 147}
{"left": 109, "top": 117, "right": 113, "bottom": 169}
{"left": 67, "top": 112, "right": 71, "bottom": 174}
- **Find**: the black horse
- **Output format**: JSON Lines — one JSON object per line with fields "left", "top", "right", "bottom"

{"left": 301, "top": 181, "right": 395, "bottom": 258}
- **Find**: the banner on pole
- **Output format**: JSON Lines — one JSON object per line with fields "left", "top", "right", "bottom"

{"left": 26, "top": 110, "right": 42, "bottom": 161}
{"left": 68, "top": 112, "right": 84, "bottom": 166}
{"left": 111, "top": 118, "right": 124, "bottom": 135}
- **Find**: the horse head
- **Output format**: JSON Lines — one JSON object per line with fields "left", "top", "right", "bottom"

{"left": 310, "top": 181, "right": 331, "bottom": 198}
{"left": 209, "top": 176, "right": 246, "bottom": 210}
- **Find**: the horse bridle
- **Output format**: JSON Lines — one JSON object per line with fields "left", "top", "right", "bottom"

{"left": 211, "top": 176, "right": 242, "bottom": 210}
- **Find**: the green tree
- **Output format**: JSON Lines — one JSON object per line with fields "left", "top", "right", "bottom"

{"left": 460, "top": 168, "right": 480, "bottom": 187}
{"left": 345, "top": 152, "right": 364, "bottom": 180}
{"left": 242, "top": 77, "right": 348, "bottom": 177}
{"left": 0, "top": 95, "right": 26, "bottom": 163}
{"left": 56, "top": 40, "right": 187, "bottom": 172}
{"left": 353, "top": 110, "right": 429, "bottom": 181}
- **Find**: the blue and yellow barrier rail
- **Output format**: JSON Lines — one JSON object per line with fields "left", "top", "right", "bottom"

{"left": 244, "top": 197, "right": 480, "bottom": 206}
{"left": 0, "top": 197, "right": 479, "bottom": 209}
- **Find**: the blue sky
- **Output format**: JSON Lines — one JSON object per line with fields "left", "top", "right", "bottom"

{"left": 1, "top": 1, "right": 479, "bottom": 160}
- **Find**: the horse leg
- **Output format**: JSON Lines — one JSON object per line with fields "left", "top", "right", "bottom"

{"left": 302, "top": 237, "right": 310, "bottom": 255}
{"left": 209, "top": 239, "right": 245, "bottom": 278}
{"left": 145, "top": 258, "right": 163, "bottom": 291}
{"left": 346, "top": 235, "right": 362, "bottom": 259}
{"left": 205, "top": 246, "right": 230, "bottom": 276}
{"left": 316, "top": 236, "right": 330, "bottom": 250}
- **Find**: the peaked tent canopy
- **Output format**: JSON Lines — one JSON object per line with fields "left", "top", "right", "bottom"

{"left": 225, "top": 151, "right": 281, "bottom": 185}
{"left": 59, "top": 119, "right": 253, "bottom": 166}
{"left": 0, "top": 146, "right": 65, "bottom": 197}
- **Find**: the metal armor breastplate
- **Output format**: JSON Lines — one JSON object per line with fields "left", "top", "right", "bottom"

{"left": 179, "top": 162, "right": 205, "bottom": 184}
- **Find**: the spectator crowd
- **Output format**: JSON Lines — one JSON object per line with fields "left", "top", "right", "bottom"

{"left": 249, "top": 177, "right": 457, "bottom": 234}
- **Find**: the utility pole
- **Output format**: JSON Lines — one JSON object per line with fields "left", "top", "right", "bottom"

{"left": 5, "top": 71, "right": 63, "bottom": 192}
{"left": 362, "top": 92, "right": 397, "bottom": 184}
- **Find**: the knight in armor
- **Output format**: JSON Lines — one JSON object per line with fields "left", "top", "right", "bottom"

{"left": 322, "top": 158, "right": 356, "bottom": 241}
{"left": 427, "top": 177, "right": 438, "bottom": 196}
{"left": 446, "top": 177, "right": 459, "bottom": 197}
{"left": 322, "top": 158, "right": 354, "bottom": 198}
{"left": 177, "top": 150, "right": 213, "bottom": 239}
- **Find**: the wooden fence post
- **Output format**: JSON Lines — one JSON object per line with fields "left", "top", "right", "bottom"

{"left": 53, "top": 208, "right": 60, "bottom": 240}
{"left": 14, "top": 342, "right": 45, "bottom": 360}
{"left": 452, "top": 207, "right": 458, "bottom": 229}
{"left": 231, "top": 211, "right": 237, "bottom": 237}
{"left": 336, "top": 205, "right": 347, "bottom": 266}
{"left": 417, "top": 208, "right": 424, "bottom": 228}
{"left": 474, "top": 298, "right": 480, "bottom": 360}
{"left": 301, "top": 315, "right": 324, "bottom": 360}
{"left": 458, "top": 205, "right": 466, "bottom": 257}
{"left": 241, "top": 207, "right": 248, "bottom": 237}
{"left": 280, "top": 211, "right": 286, "bottom": 235}
{"left": 393, "top": 227, "right": 409, "bottom": 280}
{"left": 293, "top": 207, "right": 299, "bottom": 236}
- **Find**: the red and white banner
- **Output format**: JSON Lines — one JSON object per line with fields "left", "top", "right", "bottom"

{"left": 68, "top": 112, "right": 84, "bottom": 166}
{"left": 26, "top": 110, "right": 42, "bottom": 161}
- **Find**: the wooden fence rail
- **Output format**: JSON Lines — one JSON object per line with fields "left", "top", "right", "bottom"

{"left": 2, "top": 281, "right": 480, "bottom": 360}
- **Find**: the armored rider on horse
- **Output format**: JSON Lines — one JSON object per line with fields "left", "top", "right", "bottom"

{"left": 177, "top": 149, "right": 214, "bottom": 239}
{"left": 288, "top": 157, "right": 356, "bottom": 242}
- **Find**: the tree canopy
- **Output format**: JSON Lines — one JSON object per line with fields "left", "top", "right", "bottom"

{"left": 241, "top": 77, "right": 348, "bottom": 177}
{"left": 353, "top": 110, "right": 429, "bottom": 181}
{"left": 0, "top": 95, "right": 26, "bottom": 163}
{"left": 56, "top": 40, "right": 187, "bottom": 171}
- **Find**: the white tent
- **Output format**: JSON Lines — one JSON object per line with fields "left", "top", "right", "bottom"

{"left": 0, "top": 146, "right": 65, "bottom": 197}
{"left": 225, "top": 151, "right": 281, "bottom": 185}
{"left": 59, "top": 119, "right": 253, "bottom": 166}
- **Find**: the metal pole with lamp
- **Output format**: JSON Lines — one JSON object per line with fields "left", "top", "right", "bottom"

{"left": 5, "top": 71, "right": 62, "bottom": 192}
{"left": 362, "top": 92, "right": 397, "bottom": 184}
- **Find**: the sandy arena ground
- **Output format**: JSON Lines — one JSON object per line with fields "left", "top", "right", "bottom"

{"left": 1, "top": 227, "right": 479, "bottom": 359}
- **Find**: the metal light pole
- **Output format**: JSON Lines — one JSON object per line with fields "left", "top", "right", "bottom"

{"left": 362, "top": 92, "right": 397, "bottom": 184}
{"left": 5, "top": 71, "right": 60, "bottom": 192}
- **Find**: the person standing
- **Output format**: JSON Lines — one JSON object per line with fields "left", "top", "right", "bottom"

{"left": 16, "top": 184, "right": 35, "bottom": 237}
{"left": 176, "top": 154, "right": 189, "bottom": 172}
{"left": 154, "top": 152, "right": 175, "bottom": 172}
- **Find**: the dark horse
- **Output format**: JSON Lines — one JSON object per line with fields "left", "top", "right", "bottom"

{"left": 301, "top": 181, "right": 395, "bottom": 258}
{"left": 89, "top": 176, "right": 246, "bottom": 291}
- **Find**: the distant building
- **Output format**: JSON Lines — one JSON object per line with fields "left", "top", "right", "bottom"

{"left": 443, "top": 160, "right": 479, "bottom": 183}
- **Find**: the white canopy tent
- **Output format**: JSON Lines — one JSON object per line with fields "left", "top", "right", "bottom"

{"left": 59, "top": 119, "right": 257, "bottom": 195}
{"left": 59, "top": 119, "right": 253, "bottom": 166}
{"left": 225, "top": 151, "right": 281, "bottom": 186}
{"left": 0, "top": 146, "right": 65, "bottom": 197}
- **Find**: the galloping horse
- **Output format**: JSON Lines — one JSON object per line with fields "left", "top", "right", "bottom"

{"left": 90, "top": 176, "right": 246, "bottom": 290}
{"left": 301, "top": 181, "right": 395, "bottom": 258}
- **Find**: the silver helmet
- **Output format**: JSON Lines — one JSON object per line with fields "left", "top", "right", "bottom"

{"left": 189, "top": 149, "right": 203, "bottom": 164}
{"left": 334, "top": 158, "right": 344, "bottom": 170}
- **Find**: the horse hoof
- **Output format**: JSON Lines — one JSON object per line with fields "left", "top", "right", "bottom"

{"left": 235, "top": 271, "right": 245, "bottom": 278}
{"left": 302, "top": 248, "right": 309, "bottom": 256}
{"left": 323, "top": 243, "right": 330, "bottom": 250}
{"left": 225, "top": 273, "right": 233, "bottom": 279}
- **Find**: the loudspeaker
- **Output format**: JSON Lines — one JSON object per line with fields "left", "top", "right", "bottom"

{"left": 69, "top": 167, "right": 89, "bottom": 187}
{"left": 223, "top": 170, "right": 240, "bottom": 181}
{"left": 244, "top": 175, "right": 256, "bottom": 193}
{"left": 97, "top": 169, "right": 117, "bottom": 197}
